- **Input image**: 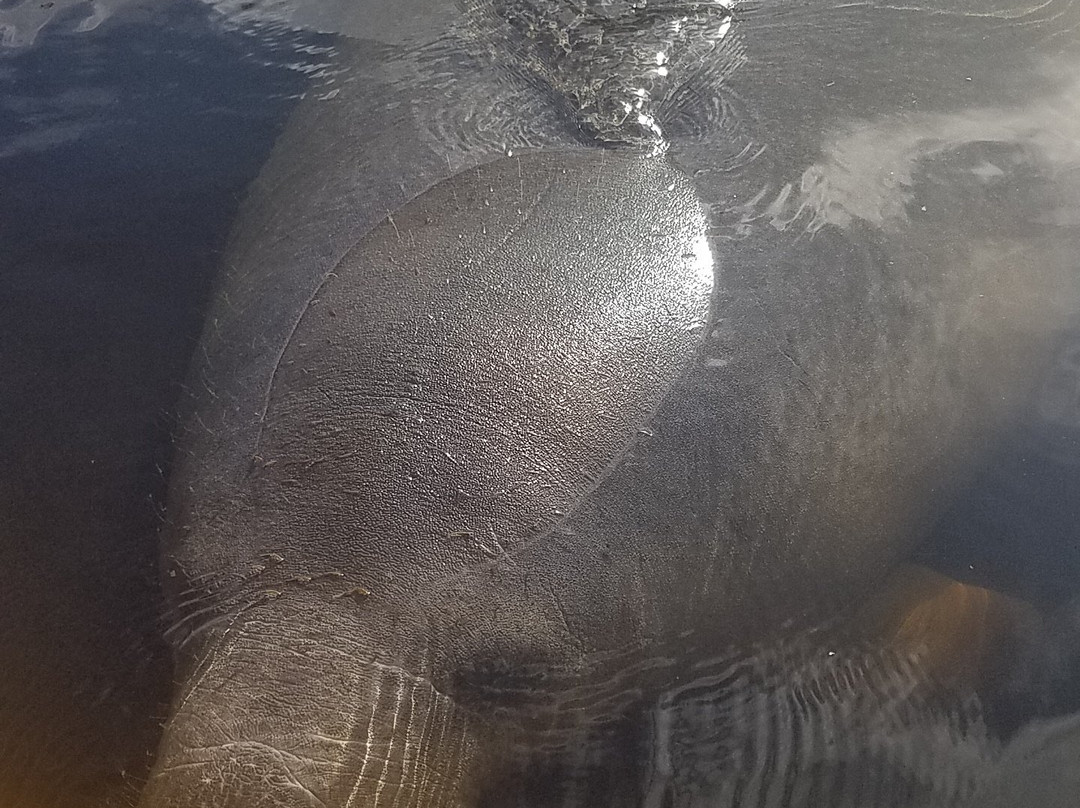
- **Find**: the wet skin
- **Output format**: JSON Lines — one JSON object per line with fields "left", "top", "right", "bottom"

{"left": 138, "top": 1, "right": 1080, "bottom": 806}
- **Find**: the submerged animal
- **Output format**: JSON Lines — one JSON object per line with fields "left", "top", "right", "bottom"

{"left": 138, "top": 0, "right": 1080, "bottom": 805}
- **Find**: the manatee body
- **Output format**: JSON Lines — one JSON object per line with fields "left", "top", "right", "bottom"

{"left": 140, "top": 0, "right": 1080, "bottom": 806}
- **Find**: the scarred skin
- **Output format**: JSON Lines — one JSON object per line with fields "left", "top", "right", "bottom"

{"left": 139, "top": 1, "right": 1080, "bottom": 806}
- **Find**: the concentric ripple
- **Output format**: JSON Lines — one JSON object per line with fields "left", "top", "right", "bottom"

{"left": 462, "top": 0, "right": 738, "bottom": 151}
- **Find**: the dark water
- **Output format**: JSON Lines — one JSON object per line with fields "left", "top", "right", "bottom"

{"left": 2, "top": 1, "right": 1079, "bottom": 806}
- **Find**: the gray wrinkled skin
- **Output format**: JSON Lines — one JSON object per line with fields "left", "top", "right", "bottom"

{"left": 141, "top": 0, "right": 1080, "bottom": 805}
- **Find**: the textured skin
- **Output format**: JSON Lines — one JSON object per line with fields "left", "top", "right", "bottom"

{"left": 147, "top": 147, "right": 715, "bottom": 806}
{"left": 141, "top": 1, "right": 1080, "bottom": 806}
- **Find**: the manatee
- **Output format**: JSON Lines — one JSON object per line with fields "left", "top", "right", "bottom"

{"left": 138, "top": 0, "right": 1080, "bottom": 805}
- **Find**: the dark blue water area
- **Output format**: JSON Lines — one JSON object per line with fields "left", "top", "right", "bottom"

{"left": 0, "top": 5, "right": 325, "bottom": 806}
{"left": 1, "top": 2, "right": 315, "bottom": 339}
